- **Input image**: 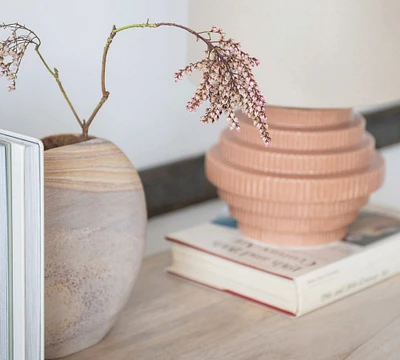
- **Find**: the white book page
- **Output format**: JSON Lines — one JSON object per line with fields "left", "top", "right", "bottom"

{"left": 0, "top": 144, "right": 11, "bottom": 360}
{"left": 11, "top": 143, "right": 26, "bottom": 360}
{"left": 24, "top": 145, "right": 44, "bottom": 360}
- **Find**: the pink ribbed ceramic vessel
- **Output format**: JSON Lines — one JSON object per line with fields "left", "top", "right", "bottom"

{"left": 205, "top": 107, "right": 385, "bottom": 246}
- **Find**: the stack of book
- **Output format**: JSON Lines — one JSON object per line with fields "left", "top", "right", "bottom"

{"left": 0, "top": 130, "right": 44, "bottom": 360}
{"left": 166, "top": 206, "right": 400, "bottom": 317}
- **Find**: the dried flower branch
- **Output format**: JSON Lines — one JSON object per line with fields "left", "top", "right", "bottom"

{"left": 174, "top": 25, "right": 270, "bottom": 146}
{"left": 0, "top": 21, "right": 270, "bottom": 145}
{"left": 0, "top": 23, "right": 83, "bottom": 128}
{"left": 0, "top": 23, "right": 37, "bottom": 92}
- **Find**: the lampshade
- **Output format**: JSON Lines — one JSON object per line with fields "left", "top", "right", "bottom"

{"left": 188, "top": 0, "right": 400, "bottom": 108}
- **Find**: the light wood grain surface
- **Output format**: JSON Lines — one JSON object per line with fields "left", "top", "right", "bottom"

{"left": 64, "top": 251, "right": 400, "bottom": 360}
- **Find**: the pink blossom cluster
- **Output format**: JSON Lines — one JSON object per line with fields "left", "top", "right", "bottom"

{"left": 0, "top": 42, "right": 22, "bottom": 91}
{"left": 0, "top": 24, "right": 34, "bottom": 92}
{"left": 174, "top": 26, "right": 270, "bottom": 146}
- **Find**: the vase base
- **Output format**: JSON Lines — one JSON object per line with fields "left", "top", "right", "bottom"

{"left": 45, "top": 318, "right": 115, "bottom": 359}
{"left": 239, "top": 224, "right": 349, "bottom": 247}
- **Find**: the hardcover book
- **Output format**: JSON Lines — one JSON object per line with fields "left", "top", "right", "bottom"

{"left": 0, "top": 130, "right": 44, "bottom": 360}
{"left": 166, "top": 205, "right": 400, "bottom": 317}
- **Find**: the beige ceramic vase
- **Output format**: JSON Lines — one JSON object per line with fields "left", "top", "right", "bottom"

{"left": 41, "top": 135, "right": 146, "bottom": 359}
{"left": 206, "top": 107, "right": 385, "bottom": 247}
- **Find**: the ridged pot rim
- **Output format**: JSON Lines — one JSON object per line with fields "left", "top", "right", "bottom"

{"left": 41, "top": 133, "right": 98, "bottom": 152}
{"left": 42, "top": 134, "right": 143, "bottom": 192}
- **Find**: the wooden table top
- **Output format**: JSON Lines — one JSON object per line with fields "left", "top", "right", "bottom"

{"left": 66, "top": 251, "right": 400, "bottom": 360}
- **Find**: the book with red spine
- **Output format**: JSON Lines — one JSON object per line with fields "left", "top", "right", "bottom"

{"left": 166, "top": 205, "right": 400, "bottom": 317}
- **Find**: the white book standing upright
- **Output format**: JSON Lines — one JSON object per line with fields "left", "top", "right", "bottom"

{"left": 0, "top": 130, "right": 44, "bottom": 360}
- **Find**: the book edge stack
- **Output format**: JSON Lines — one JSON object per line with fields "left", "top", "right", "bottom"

{"left": 0, "top": 130, "right": 44, "bottom": 360}
{"left": 166, "top": 205, "right": 400, "bottom": 317}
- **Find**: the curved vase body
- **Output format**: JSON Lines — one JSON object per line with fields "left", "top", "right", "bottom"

{"left": 43, "top": 137, "right": 146, "bottom": 359}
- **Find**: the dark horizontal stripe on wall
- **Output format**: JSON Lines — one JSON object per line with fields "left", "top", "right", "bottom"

{"left": 141, "top": 105, "right": 400, "bottom": 217}
{"left": 140, "top": 155, "right": 217, "bottom": 218}
{"left": 363, "top": 105, "right": 400, "bottom": 149}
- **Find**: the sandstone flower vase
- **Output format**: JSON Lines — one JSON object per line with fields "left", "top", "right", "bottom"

{"left": 42, "top": 135, "right": 146, "bottom": 359}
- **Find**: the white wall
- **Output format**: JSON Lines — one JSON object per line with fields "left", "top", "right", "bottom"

{"left": 0, "top": 0, "right": 226, "bottom": 170}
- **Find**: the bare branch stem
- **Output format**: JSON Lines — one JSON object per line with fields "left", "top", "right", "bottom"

{"left": 35, "top": 46, "right": 83, "bottom": 129}
{"left": 83, "top": 25, "right": 117, "bottom": 135}
{"left": 83, "top": 22, "right": 216, "bottom": 138}
{"left": 114, "top": 22, "right": 213, "bottom": 48}
{"left": 34, "top": 47, "right": 55, "bottom": 76}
